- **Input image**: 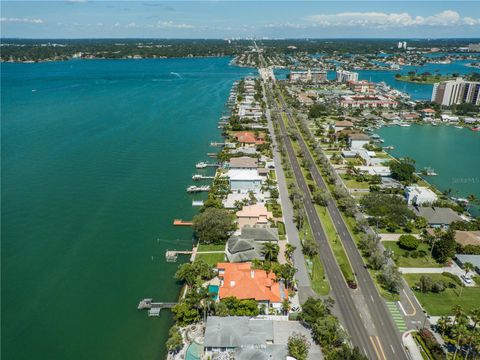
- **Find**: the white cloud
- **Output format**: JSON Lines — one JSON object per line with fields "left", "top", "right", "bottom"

{"left": 156, "top": 20, "right": 194, "bottom": 29}
{"left": 126, "top": 22, "right": 137, "bottom": 28}
{"left": 1, "top": 17, "right": 44, "bottom": 24}
{"left": 306, "top": 10, "right": 479, "bottom": 28}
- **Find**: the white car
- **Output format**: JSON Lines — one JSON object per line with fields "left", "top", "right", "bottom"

{"left": 461, "top": 275, "right": 472, "bottom": 284}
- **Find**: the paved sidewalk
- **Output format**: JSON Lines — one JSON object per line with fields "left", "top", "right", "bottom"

{"left": 403, "top": 331, "right": 424, "bottom": 360}
{"left": 379, "top": 233, "right": 421, "bottom": 241}
{"left": 266, "top": 107, "right": 316, "bottom": 304}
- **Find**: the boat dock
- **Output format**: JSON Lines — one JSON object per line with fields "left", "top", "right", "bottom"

{"left": 207, "top": 153, "right": 218, "bottom": 158}
{"left": 137, "top": 298, "right": 177, "bottom": 316}
{"left": 186, "top": 185, "right": 210, "bottom": 193}
{"left": 210, "top": 142, "right": 225, "bottom": 147}
{"left": 165, "top": 249, "right": 194, "bottom": 262}
{"left": 195, "top": 162, "right": 220, "bottom": 169}
{"left": 192, "top": 174, "right": 215, "bottom": 180}
{"left": 173, "top": 219, "right": 193, "bottom": 226}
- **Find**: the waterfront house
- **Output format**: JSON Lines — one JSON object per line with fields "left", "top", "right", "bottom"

{"left": 227, "top": 169, "right": 263, "bottom": 191}
{"left": 203, "top": 317, "right": 323, "bottom": 360}
{"left": 411, "top": 206, "right": 462, "bottom": 228}
{"left": 236, "top": 204, "right": 273, "bottom": 229}
{"left": 334, "top": 120, "right": 354, "bottom": 133}
{"left": 234, "top": 131, "right": 265, "bottom": 146}
{"left": 348, "top": 133, "right": 371, "bottom": 150}
{"left": 355, "top": 165, "right": 391, "bottom": 177}
{"left": 215, "top": 262, "right": 287, "bottom": 309}
{"left": 228, "top": 156, "right": 258, "bottom": 170}
{"left": 420, "top": 108, "right": 436, "bottom": 120}
{"left": 405, "top": 185, "right": 438, "bottom": 205}
{"left": 226, "top": 226, "right": 279, "bottom": 262}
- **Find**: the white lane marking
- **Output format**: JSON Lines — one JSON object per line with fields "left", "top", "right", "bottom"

{"left": 370, "top": 295, "right": 375, "bottom": 303}
{"left": 398, "top": 300, "right": 407, "bottom": 316}
{"left": 390, "top": 344, "right": 395, "bottom": 354}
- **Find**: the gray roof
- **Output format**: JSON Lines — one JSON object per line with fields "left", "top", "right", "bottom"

{"left": 455, "top": 254, "right": 480, "bottom": 269}
{"left": 226, "top": 226, "right": 279, "bottom": 262}
{"left": 241, "top": 226, "right": 279, "bottom": 242}
{"left": 227, "top": 237, "right": 264, "bottom": 262}
{"left": 411, "top": 206, "right": 462, "bottom": 225}
{"left": 235, "top": 345, "right": 287, "bottom": 360}
{"left": 204, "top": 317, "right": 273, "bottom": 348}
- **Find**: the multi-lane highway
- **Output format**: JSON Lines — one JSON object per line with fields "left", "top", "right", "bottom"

{"left": 270, "top": 84, "right": 409, "bottom": 360}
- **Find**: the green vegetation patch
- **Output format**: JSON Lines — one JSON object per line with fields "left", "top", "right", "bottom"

{"left": 383, "top": 241, "right": 441, "bottom": 268}
{"left": 197, "top": 243, "right": 226, "bottom": 252}
{"left": 194, "top": 253, "right": 226, "bottom": 266}
{"left": 404, "top": 273, "right": 480, "bottom": 315}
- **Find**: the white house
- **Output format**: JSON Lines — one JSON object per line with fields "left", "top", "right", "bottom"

{"left": 405, "top": 185, "right": 438, "bottom": 205}
{"left": 227, "top": 169, "right": 263, "bottom": 191}
{"left": 348, "top": 133, "right": 371, "bottom": 150}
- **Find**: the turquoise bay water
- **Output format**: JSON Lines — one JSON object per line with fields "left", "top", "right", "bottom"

{"left": 1, "top": 58, "right": 253, "bottom": 360}
{"left": 378, "top": 125, "right": 480, "bottom": 212}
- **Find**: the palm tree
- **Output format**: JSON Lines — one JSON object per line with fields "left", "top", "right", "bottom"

{"left": 453, "top": 305, "right": 465, "bottom": 326}
{"left": 262, "top": 242, "right": 280, "bottom": 262}
{"left": 452, "top": 324, "right": 467, "bottom": 360}
{"left": 437, "top": 315, "right": 451, "bottom": 336}
{"left": 470, "top": 308, "right": 480, "bottom": 330}
{"left": 463, "top": 261, "right": 474, "bottom": 277}
{"left": 281, "top": 299, "right": 291, "bottom": 315}
{"left": 285, "top": 243, "right": 296, "bottom": 263}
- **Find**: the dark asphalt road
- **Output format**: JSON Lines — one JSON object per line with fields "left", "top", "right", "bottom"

{"left": 272, "top": 86, "right": 409, "bottom": 360}
{"left": 267, "top": 86, "right": 381, "bottom": 359}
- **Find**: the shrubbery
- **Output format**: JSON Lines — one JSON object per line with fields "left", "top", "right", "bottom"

{"left": 398, "top": 234, "right": 420, "bottom": 250}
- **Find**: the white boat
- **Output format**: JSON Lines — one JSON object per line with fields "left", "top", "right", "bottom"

{"left": 454, "top": 126, "right": 463, "bottom": 129}
{"left": 195, "top": 162, "right": 207, "bottom": 169}
{"left": 399, "top": 124, "right": 411, "bottom": 127}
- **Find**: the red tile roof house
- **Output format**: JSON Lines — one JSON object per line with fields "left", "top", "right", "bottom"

{"left": 216, "top": 262, "right": 287, "bottom": 311}
{"left": 234, "top": 131, "right": 265, "bottom": 145}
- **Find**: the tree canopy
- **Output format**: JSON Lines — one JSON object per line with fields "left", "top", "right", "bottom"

{"left": 192, "top": 207, "right": 236, "bottom": 244}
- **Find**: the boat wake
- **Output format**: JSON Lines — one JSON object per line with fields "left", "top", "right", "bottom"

{"left": 170, "top": 72, "right": 182, "bottom": 79}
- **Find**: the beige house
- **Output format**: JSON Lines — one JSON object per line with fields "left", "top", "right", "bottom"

{"left": 236, "top": 204, "right": 273, "bottom": 229}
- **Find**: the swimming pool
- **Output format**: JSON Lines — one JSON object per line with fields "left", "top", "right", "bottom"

{"left": 185, "top": 341, "right": 203, "bottom": 360}
{"left": 208, "top": 285, "right": 219, "bottom": 300}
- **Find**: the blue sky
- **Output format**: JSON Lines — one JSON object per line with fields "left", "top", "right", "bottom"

{"left": 1, "top": 1, "right": 480, "bottom": 38}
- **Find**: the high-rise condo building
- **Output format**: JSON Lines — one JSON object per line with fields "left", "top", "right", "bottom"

{"left": 431, "top": 78, "right": 480, "bottom": 106}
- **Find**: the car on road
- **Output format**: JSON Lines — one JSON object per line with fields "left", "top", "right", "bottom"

{"left": 461, "top": 275, "right": 472, "bottom": 284}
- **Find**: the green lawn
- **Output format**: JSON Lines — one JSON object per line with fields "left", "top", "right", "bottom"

{"left": 342, "top": 178, "right": 371, "bottom": 189}
{"left": 404, "top": 274, "right": 480, "bottom": 315}
{"left": 316, "top": 205, "right": 355, "bottom": 282}
{"left": 310, "top": 256, "right": 330, "bottom": 296}
{"left": 197, "top": 243, "right": 226, "bottom": 252}
{"left": 383, "top": 241, "right": 441, "bottom": 268}
{"left": 194, "top": 253, "right": 226, "bottom": 266}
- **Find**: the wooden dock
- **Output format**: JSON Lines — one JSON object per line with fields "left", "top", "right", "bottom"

{"left": 173, "top": 219, "right": 193, "bottom": 226}
{"left": 165, "top": 249, "right": 194, "bottom": 262}
{"left": 137, "top": 298, "right": 177, "bottom": 316}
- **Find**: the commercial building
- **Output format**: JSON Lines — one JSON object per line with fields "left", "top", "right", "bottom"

{"left": 349, "top": 80, "right": 375, "bottom": 94}
{"left": 340, "top": 95, "right": 397, "bottom": 109}
{"left": 431, "top": 78, "right": 480, "bottom": 106}
{"left": 336, "top": 70, "right": 359, "bottom": 83}
{"left": 289, "top": 69, "right": 327, "bottom": 83}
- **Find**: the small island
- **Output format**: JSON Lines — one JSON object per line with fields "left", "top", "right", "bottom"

{"left": 395, "top": 72, "right": 454, "bottom": 84}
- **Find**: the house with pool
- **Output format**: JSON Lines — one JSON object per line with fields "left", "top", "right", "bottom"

{"left": 215, "top": 262, "right": 287, "bottom": 311}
